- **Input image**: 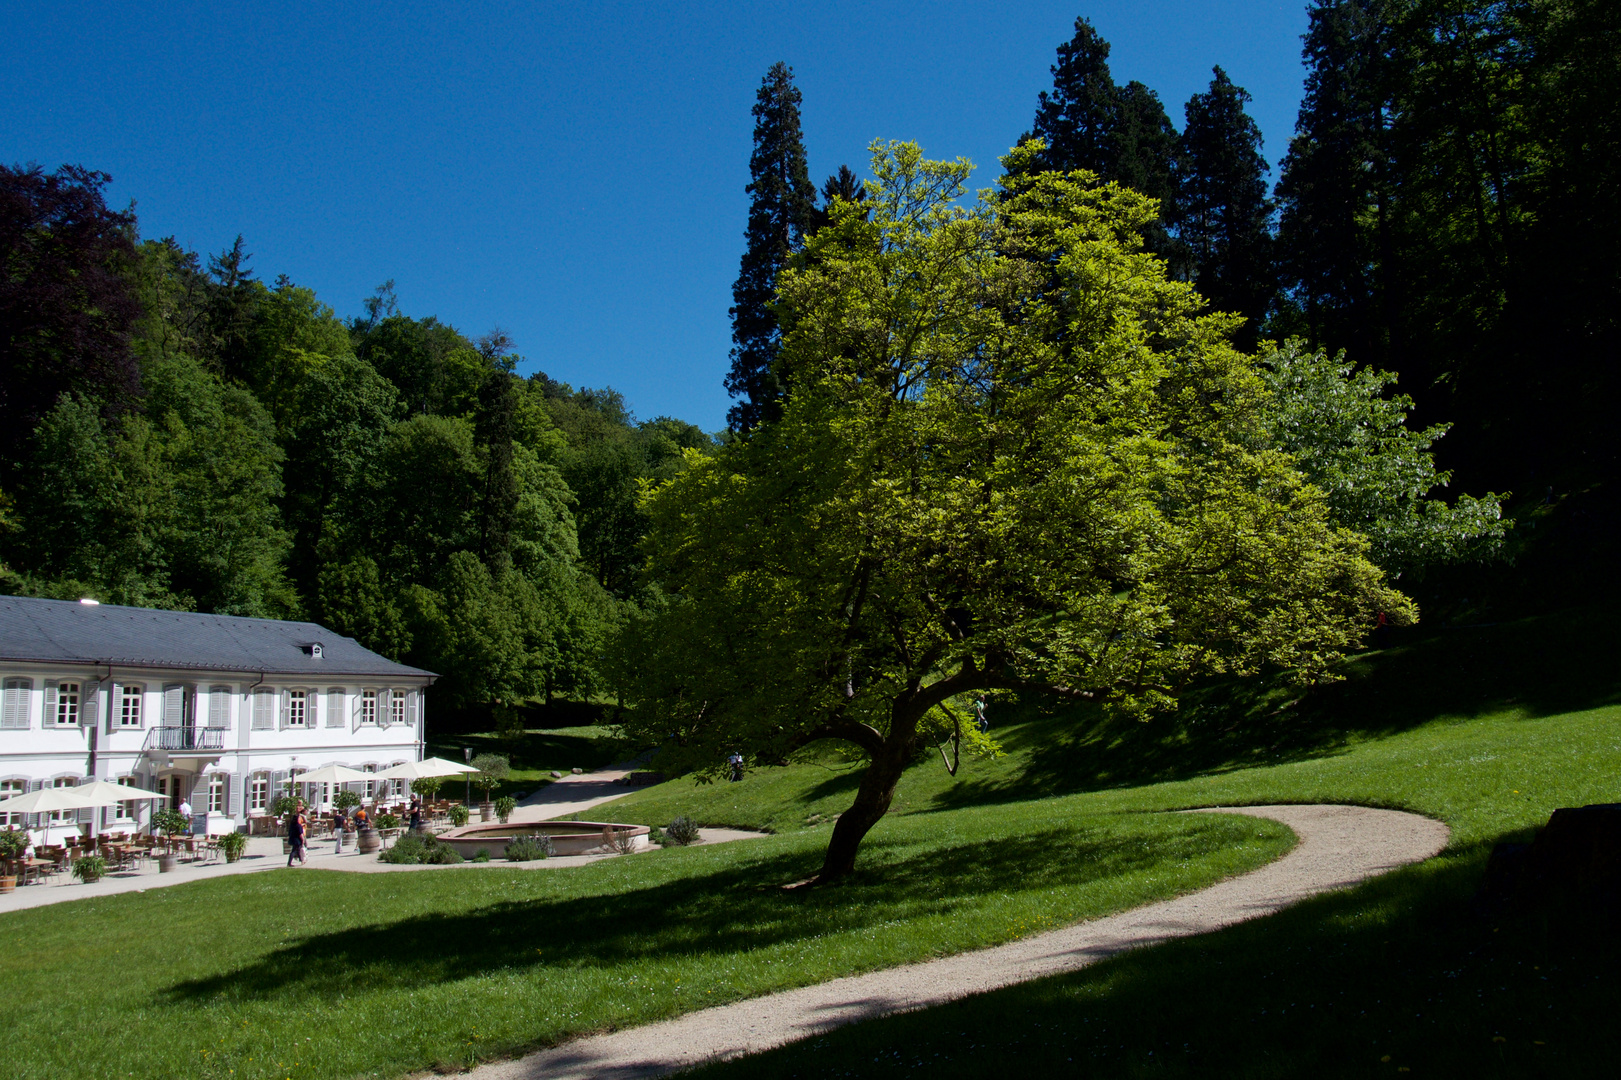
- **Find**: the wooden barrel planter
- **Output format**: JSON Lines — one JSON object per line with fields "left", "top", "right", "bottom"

{"left": 356, "top": 827, "right": 381, "bottom": 855}
{"left": 157, "top": 852, "right": 178, "bottom": 874}
{"left": 0, "top": 873, "right": 15, "bottom": 894}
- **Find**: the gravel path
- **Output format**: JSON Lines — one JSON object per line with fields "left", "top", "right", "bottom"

{"left": 468, "top": 804, "right": 1449, "bottom": 1080}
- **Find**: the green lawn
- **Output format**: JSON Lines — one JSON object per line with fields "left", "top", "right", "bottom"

{"left": 0, "top": 793, "right": 1284, "bottom": 1080}
{"left": 425, "top": 723, "right": 635, "bottom": 801}
{"left": 667, "top": 608, "right": 1621, "bottom": 1078}
{"left": 9, "top": 608, "right": 1618, "bottom": 1079}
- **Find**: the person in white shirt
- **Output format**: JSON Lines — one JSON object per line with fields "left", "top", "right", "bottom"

{"left": 178, "top": 798, "right": 192, "bottom": 818}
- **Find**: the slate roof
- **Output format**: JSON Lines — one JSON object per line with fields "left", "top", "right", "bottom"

{"left": 0, "top": 596, "right": 436, "bottom": 680}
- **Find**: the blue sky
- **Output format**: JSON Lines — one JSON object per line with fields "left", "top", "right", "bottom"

{"left": 5, "top": 1, "right": 1310, "bottom": 432}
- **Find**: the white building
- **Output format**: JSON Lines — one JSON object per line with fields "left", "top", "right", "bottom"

{"left": 0, "top": 596, "right": 436, "bottom": 838}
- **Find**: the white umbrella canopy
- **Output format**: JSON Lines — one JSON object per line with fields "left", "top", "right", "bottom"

{"left": 293, "top": 765, "right": 374, "bottom": 786}
{"left": 0, "top": 787, "right": 97, "bottom": 814}
{"left": 375, "top": 757, "right": 478, "bottom": 781}
{"left": 68, "top": 781, "right": 167, "bottom": 807}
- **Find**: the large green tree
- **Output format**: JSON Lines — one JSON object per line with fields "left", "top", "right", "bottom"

{"left": 725, "top": 62, "right": 817, "bottom": 432}
{"left": 619, "top": 142, "right": 1411, "bottom": 883}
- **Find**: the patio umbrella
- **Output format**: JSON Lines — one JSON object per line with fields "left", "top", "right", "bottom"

{"left": 374, "top": 757, "right": 478, "bottom": 780}
{"left": 0, "top": 787, "right": 96, "bottom": 814}
{"left": 293, "top": 765, "right": 373, "bottom": 785}
{"left": 70, "top": 780, "right": 168, "bottom": 805}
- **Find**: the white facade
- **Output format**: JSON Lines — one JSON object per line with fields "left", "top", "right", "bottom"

{"left": 1, "top": 663, "right": 431, "bottom": 839}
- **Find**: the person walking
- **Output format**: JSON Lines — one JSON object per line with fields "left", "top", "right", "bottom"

{"left": 408, "top": 798, "right": 423, "bottom": 833}
{"left": 975, "top": 695, "right": 989, "bottom": 734}
{"left": 286, "top": 800, "right": 308, "bottom": 867}
{"left": 331, "top": 807, "right": 347, "bottom": 856}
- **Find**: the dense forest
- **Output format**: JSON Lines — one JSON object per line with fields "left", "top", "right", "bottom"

{"left": 0, "top": 175, "right": 713, "bottom": 717}
{"left": 3, "top": 0, "right": 1615, "bottom": 722}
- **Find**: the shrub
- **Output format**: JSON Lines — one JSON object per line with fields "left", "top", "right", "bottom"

{"left": 504, "top": 835, "right": 554, "bottom": 861}
{"left": 495, "top": 796, "right": 517, "bottom": 824}
{"left": 270, "top": 793, "right": 298, "bottom": 817}
{"left": 333, "top": 790, "right": 362, "bottom": 812}
{"left": 447, "top": 804, "right": 470, "bottom": 827}
{"left": 665, "top": 816, "right": 701, "bottom": 846}
{"left": 71, "top": 854, "right": 107, "bottom": 882}
{"left": 0, "top": 828, "right": 29, "bottom": 860}
{"left": 216, "top": 832, "right": 248, "bottom": 858}
{"left": 471, "top": 849, "right": 491, "bottom": 862}
{"left": 377, "top": 832, "right": 463, "bottom": 865}
{"left": 375, "top": 813, "right": 400, "bottom": 830}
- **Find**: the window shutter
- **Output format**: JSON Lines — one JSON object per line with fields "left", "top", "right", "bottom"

{"left": 105, "top": 682, "right": 119, "bottom": 734}
{"left": 326, "top": 688, "right": 344, "bottom": 728}
{"left": 279, "top": 689, "right": 291, "bottom": 731}
{"left": 1, "top": 679, "right": 31, "bottom": 729}
{"left": 376, "top": 687, "right": 390, "bottom": 729}
{"left": 306, "top": 690, "right": 319, "bottom": 729}
{"left": 209, "top": 686, "right": 230, "bottom": 729}
{"left": 80, "top": 682, "right": 99, "bottom": 729}
{"left": 163, "top": 684, "right": 184, "bottom": 727}
{"left": 351, "top": 692, "right": 361, "bottom": 734}
{"left": 252, "top": 689, "right": 273, "bottom": 730}
{"left": 44, "top": 680, "right": 59, "bottom": 725}
{"left": 228, "top": 774, "right": 243, "bottom": 818}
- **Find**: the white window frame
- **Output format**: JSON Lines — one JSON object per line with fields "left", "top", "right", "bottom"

{"left": 52, "top": 681, "right": 81, "bottom": 727}
{"left": 118, "top": 684, "right": 144, "bottom": 728}
{"left": 1, "top": 678, "right": 32, "bottom": 730}
{"left": 389, "top": 690, "right": 406, "bottom": 728}
{"left": 360, "top": 689, "right": 377, "bottom": 726}
{"left": 49, "top": 776, "right": 80, "bottom": 824}
{"left": 249, "top": 773, "right": 270, "bottom": 813}
{"left": 114, "top": 775, "right": 141, "bottom": 822}
{"left": 206, "top": 774, "right": 226, "bottom": 814}
{"left": 287, "top": 689, "right": 308, "bottom": 728}
{"left": 0, "top": 778, "right": 25, "bottom": 826}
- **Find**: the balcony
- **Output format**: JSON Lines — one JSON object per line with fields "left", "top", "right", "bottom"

{"left": 141, "top": 726, "right": 226, "bottom": 753}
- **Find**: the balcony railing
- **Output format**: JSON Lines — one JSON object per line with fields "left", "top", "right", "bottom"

{"left": 142, "top": 726, "right": 226, "bottom": 752}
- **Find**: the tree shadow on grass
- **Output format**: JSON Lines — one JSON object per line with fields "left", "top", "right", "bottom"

{"left": 928, "top": 606, "right": 1621, "bottom": 815}
{"left": 698, "top": 832, "right": 1621, "bottom": 1080}
{"left": 162, "top": 815, "right": 1250, "bottom": 1006}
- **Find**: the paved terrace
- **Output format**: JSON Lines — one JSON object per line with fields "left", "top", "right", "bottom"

{"left": 0, "top": 768, "right": 759, "bottom": 915}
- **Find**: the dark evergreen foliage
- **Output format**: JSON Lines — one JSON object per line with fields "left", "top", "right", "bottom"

{"left": 725, "top": 62, "right": 816, "bottom": 433}
{"left": 0, "top": 164, "right": 142, "bottom": 478}
{"left": 1176, "top": 67, "right": 1277, "bottom": 350}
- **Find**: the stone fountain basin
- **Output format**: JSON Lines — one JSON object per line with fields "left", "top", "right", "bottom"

{"left": 437, "top": 820, "right": 650, "bottom": 859}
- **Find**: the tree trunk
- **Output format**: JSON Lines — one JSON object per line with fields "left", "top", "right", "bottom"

{"left": 813, "top": 706, "right": 921, "bottom": 883}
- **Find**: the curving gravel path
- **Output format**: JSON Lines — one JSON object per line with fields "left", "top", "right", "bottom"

{"left": 467, "top": 804, "right": 1449, "bottom": 1080}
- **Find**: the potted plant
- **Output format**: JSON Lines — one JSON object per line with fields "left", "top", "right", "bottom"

{"left": 446, "top": 803, "right": 470, "bottom": 828}
{"left": 495, "top": 795, "right": 517, "bottom": 824}
{"left": 410, "top": 775, "right": 443, "bottom": 808}
{"left": 0, "top": 828, "right": 29, "bottom": 893}
{"left": 469, "top": 753, "right": 510, "bottom": 821}
{"left": 151, "top": 808, "right": 189, "bottom": 872}
{"left": 71, "top": 853, "right": 108, "bottom": 883}
{"left": 217, "top": 831, "right": 248, "bottom": 863}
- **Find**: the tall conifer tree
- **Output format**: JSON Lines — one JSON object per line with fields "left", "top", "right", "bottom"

{"left": 1177, "top": 67, "right": 1277, "bottom": 349}
{"left": 726, "top": 62, "right": 816, "bottom": 433}
{"left": 1275, "top": 0, "right": 1395, "bottom": 368}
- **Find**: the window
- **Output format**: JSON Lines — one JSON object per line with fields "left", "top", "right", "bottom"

{"left": 1, "top": 678, "right": 31, "bottom": 729}
{"left": 0, "top": 779, "right": 24, "bottom": 826}
{"left": 390, "top": 690, "right": 406, "bottom": 728}
{"left": 118, "top": 684, "right": 144, "bottom": 728}
{"left": 249, "top": 773, "right": 269, "bottom": 813}
{"left": 49, "top": 777, "right": 80, "bottom": 824}
{"left": 363, "top": 764, "right": 377, "bottom": 801}
{"left": 114, "top": 775, "right": 140, "bottom": 821}
{"left": 326, "top": 688, "right": 344, "bottom": 727}
{"left": 252, "top": 688, "right": 275, "bottom": 730}
{"left": 208, "top": 686, "right": 231, "bottom": 729}
{"left": 207, "top": 774, "right": 226, "bottom": 814}
{"left": 52, "top": 682, "right": 81, "bottom": 727}
{"left": 361, "top": 690, "right": 377, "bottom": 726}
{"left": 287, "top": 690, "right": 307, "bottom": 728}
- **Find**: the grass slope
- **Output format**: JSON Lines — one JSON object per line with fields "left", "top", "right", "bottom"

{"left": 0, "top": 793, "right": 1283, "bottom": 1079}
{"left": 666, "top": 608, "right": 1621, "bottom": 1078}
